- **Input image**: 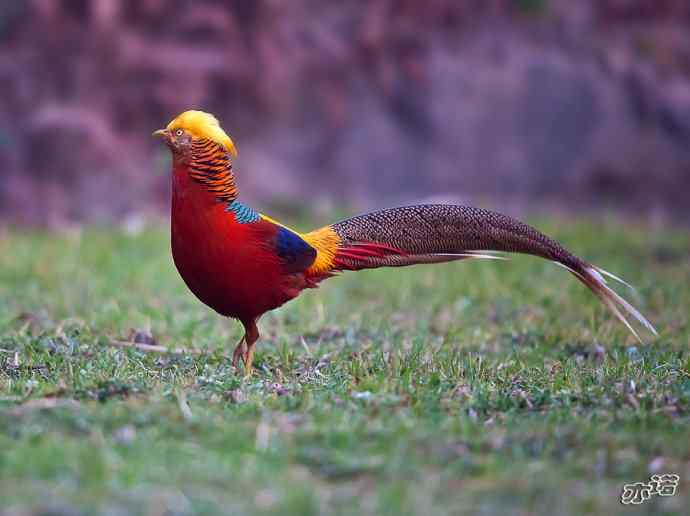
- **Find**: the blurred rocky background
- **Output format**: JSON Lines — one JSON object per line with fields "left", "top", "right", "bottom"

{"left": 1, "top": 0, "right": 689, "bottom": 226}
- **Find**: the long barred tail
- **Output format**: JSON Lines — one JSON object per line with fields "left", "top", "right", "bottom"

{"left": 315, "top": 204, "right": 657, "bottom": 341}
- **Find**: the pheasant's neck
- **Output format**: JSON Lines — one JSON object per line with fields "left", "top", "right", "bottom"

{"left": 183, "top": 138, "right": 238, "bottom": 204}
{"left": 172, "top": 139, "right": 260, "bottom": 224}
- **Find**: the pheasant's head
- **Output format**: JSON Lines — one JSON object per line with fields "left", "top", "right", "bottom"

{"left": 153, "top": 110, "right": 238, "bottom": 163}
{"left": 154, "top": 111, "right": 240, "bottom": 202}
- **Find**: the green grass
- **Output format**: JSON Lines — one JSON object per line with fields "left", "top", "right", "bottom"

{"left": 0, "top": 217, "right": 688, "bottom": 515}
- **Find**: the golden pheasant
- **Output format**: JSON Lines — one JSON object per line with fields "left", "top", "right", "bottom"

{"left": 154, "top": 110, "right": 656, "bottom": 374}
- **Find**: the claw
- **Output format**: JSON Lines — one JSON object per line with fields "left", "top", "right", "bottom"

{"left": 231, "top": 320, "right": 259, "bottom": 377}
{"left": 243, "top": 346, "right": 255, "bottom": 377}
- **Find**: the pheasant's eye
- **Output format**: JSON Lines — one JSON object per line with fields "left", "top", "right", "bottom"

{"left": 175, "top": 129, "right": 184, "bottom": 137}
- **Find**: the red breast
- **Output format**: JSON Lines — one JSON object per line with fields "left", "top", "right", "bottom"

{"left": 170, "top": 166, "right": 285, "bottom": 322}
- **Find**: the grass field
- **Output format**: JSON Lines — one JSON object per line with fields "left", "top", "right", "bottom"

{"left": 0, "top": 217, "right": 688, "bottom": 515}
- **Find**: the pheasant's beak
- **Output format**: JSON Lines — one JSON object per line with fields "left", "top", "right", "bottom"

{"left": 152, "top": 129, "right": 168, "bottom": 139}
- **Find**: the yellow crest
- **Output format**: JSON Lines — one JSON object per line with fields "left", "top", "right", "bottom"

{"left": 166, "top": 110, "right": 238, "bottom": 157}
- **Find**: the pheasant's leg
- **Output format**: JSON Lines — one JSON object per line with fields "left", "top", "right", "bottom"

{"left": 242, "top": 320, "right": 260, "bottom": 377}
{"left": 231, "top": 336, "right": 247, "bottom": 368}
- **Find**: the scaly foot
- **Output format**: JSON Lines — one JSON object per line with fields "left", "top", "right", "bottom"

{"left": 231, "top": 337, "right": 247, "bottom": 369}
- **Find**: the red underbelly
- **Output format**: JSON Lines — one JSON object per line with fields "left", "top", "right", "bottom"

{"left": 171, "top": 205, "right": 293, "bottom": 322}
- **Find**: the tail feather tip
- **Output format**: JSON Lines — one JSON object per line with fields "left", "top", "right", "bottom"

{"left": 584, "top": 266, "right": 658, "bottom": 339}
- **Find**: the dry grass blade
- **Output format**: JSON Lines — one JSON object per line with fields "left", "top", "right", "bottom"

{"left": 107, "top": 339, "right": 203, "bottom": 356}
{"left": 8, "top": 398, "right": 80, "bottom": 416}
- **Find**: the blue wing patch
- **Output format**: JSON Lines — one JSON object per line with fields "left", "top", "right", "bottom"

{"left": 226, "top": 201, "right": 260, "bottom": 224}
{"left": 275, "top": 226, "right": 317, "bottom": 273}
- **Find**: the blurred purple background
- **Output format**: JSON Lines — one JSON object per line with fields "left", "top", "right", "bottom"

{"left": 1, "top": 0, "right": 689, "bottom": 226}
